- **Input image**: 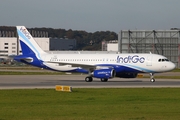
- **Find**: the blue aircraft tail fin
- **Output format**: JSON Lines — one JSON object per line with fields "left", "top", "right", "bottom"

{"left": 16, "top": 26, "right": 46, "bottom": 59}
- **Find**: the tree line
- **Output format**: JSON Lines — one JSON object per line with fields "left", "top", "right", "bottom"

{"left": 0, "top": 26, "right": 118, "bottom": 50}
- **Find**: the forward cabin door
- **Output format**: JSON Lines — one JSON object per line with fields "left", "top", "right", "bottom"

{"left": 146, "top": 55, "right": 152, "bottom": 66}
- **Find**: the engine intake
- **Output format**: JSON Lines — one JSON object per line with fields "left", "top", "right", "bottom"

{"left": 92, "top": 69, "right": 115, "bottom": 79}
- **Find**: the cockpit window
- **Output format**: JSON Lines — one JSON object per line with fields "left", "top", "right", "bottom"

{"left": 165, "top": 59, "right": 169, "bottom": 61}
{"left": 158, "top": 58, "right": 170, "bottom": 62}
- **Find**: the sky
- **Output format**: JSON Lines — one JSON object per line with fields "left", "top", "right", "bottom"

{"left": 0, "top": 0, "right": 179, "bottom": 33}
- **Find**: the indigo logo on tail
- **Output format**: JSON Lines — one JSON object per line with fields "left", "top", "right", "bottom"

{"left": 20, "top": 27, "right": 31, "bottom": 39}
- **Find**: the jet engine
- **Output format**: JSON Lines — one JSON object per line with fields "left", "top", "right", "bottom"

{"left": 92, "top": 69, "right": 115, "bottom": 79}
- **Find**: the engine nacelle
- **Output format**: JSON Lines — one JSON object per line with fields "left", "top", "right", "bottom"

{"left": 116, "top": 73, "right": 138, "bottom": 78}
{"left": 92, "top": 69, "right": 115, "bottom": 79}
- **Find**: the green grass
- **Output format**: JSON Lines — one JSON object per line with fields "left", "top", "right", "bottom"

{"left": 0, "top": 66, "right": 41, "bottom": 70}
{"left": 0, "top": 88, "right": 180, "bottom": 120}
{"left": 0, "top": 71, "right": 62, "bottom": 75}
{"left": 172, "top": 69, "right": 180, "bottom": 72}
{"left": 0, "top": 71, "right": 81, "bottom": 75}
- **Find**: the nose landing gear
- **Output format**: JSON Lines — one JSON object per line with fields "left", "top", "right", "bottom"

{"left": 150, "top": 73, "right": 155, "bottom": 82}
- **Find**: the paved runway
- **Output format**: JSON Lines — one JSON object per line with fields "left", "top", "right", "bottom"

{"left": 0, "top": 75, "right": 180, "bottom": 89}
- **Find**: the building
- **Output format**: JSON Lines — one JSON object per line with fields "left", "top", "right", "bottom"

{"left": 102, "top": 40, "right": 118, "bottom": 51}
{"left": 0, "top": 37, "right": 49, "bottom": 56}
{"left": 0, "top": 37, "right": 18, "bottom": 56}
{"left": 0, "top": 37, "right": 77, "bottom": 56}
{"left": 0, "top": 30, "right": 76, "bottom": 56}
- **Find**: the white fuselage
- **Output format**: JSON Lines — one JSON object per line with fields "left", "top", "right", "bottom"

{"left": 40, "top": 53, "right": 175, "bottom": 73}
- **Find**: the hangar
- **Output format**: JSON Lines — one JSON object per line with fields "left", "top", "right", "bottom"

{"left": 103, "top": 29, "right": 180, "bottom": 68}
{"left": 118, "top": 30, "right": 180, "bottom": 68}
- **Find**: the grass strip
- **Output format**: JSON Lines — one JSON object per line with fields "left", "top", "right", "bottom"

{"left": 0, "top": 88, "right": 180, "bottom": 120}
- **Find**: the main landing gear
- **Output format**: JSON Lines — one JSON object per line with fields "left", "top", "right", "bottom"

{"left": 85, "top": 77, "right": 93, "bottom": 82}
{"left": 150, "top": 73, "right": 155, "bottom": 82}
{"left": 101, "top": 78, "right": 108, "bottom": 82}
{"left": 85, "top": 77, "right": 108, "bottom": 82}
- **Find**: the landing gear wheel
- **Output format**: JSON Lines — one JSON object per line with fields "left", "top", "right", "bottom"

{"left": 101, "top": 78, "right": 108, "bottom": 82}
{"left": 150, "top": 78, "right": 155, "bottom": 82}
{"left": 85, "top": 77, "right": 93, "bottom": 82}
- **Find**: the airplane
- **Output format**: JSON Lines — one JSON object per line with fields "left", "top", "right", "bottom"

{"left": 14, "top": 26, "right": 176, "bottom": 82}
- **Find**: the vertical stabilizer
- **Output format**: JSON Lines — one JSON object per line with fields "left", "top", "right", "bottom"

{"left": 16, "top": 26, "right": 46, "bottom": 59}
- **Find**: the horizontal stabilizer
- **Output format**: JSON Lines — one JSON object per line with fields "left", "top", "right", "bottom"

{"left": 20, "top": 57, "right": 33, "bottom": 63}
{"left": 14, "top": 56, "right": 33, "bottom": 63}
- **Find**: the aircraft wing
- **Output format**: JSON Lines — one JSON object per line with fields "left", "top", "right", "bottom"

{"left": 44, "top": 61, "right": 95, "bottom": 69}
{"left": 43, "top": 61, "right": 113, "bottom": 70}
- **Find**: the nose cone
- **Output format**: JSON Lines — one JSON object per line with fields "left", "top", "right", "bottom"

{"left": 169, "top": 62, "right": 176, "bottom": 71}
